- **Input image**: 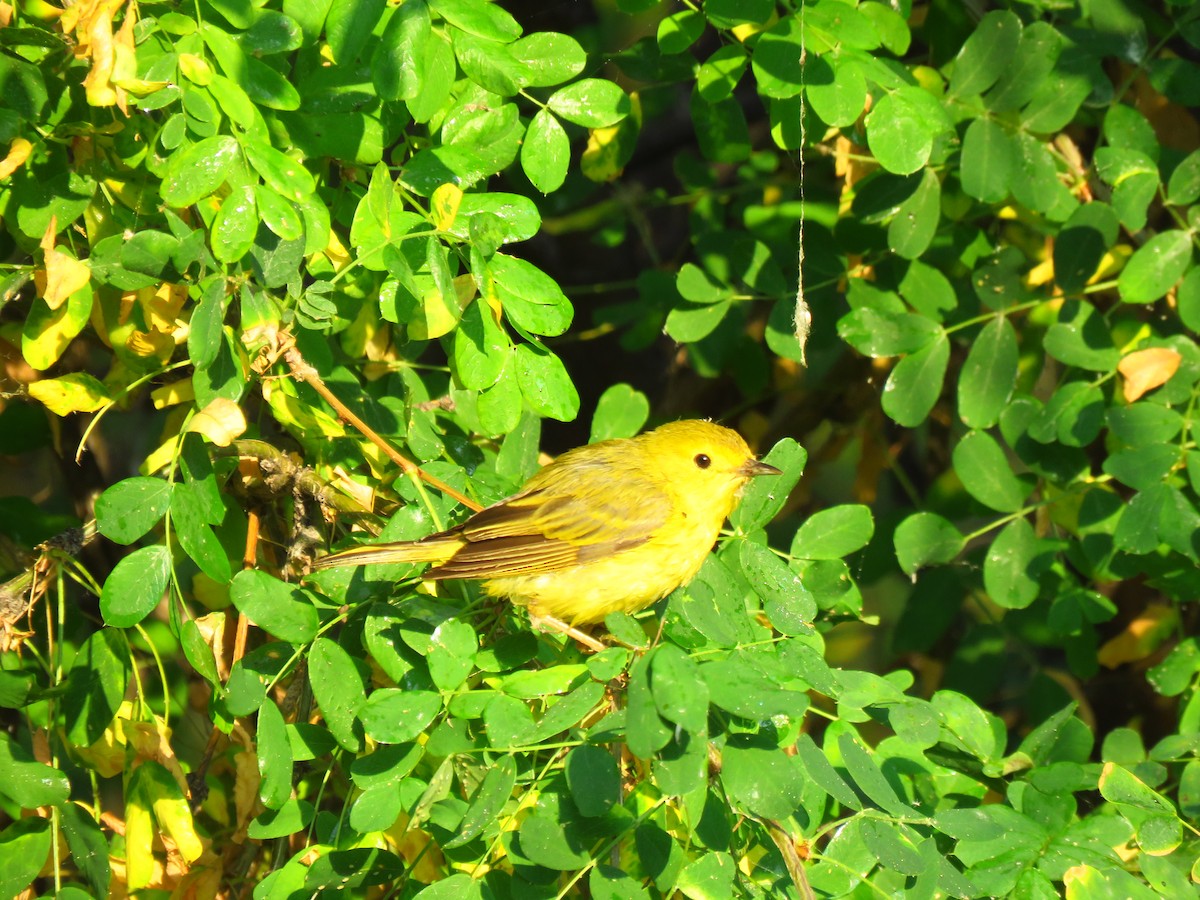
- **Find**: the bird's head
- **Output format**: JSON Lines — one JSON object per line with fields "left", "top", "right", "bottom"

{"left": 640, "top": 420, "right": 781, "bottom": 514}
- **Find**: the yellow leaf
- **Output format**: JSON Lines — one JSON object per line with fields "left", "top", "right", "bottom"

{"left": 409, "top": 287, "right": 461, "bottom": 340}
{"left": 71, "top": 700, "right": 135, "bottom": 777}
{"left": 0, "top": 136, "right": 32, "bottom": 179}
{"left": 146, "top": 766, "right": 205, "bottom": 863}
{"left": 138, "top": 406, "right": 188, "bottom": 476}
{"left": 139, "top": 282, "right": 188, "bottom": 334}
{"left": 177, "top": 52, "right": 213, "bottom": 85}
{"left": 1119, "top": 347, "right": 1182, "bottom": 402}
{"left": 39, "top": 220, "right": 92, "bottom": 310}
{"left": 125, "top": 327, "right": 175, "bottom": 362}
{"left": 1097, "top": 603, "right": 1177, "bottom": 668}
{"left": 432, "top": 182, "right": 463, "bottom": 231}
{"left": 151, "top": 377, "right": 195, "bottom": 409}
{"left": 263, "top": 381, "right": 346, "bottom": 437}
{"left": 186, "top": 397, "right": 247, "bottom": 446}
{"left": 125, "top": 770, "right": 157, "bottom": 891}
{"left": 27, "top": 372, "right": 110, "bottom": 416}
{"left": 582, "top": 95, "right": 642, "bottom": 183}
{"left": 22, "top": 282, "right": 94, "bottom": 370}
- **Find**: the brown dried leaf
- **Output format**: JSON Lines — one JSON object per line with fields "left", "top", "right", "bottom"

{"left": 1119, "top": 347, "right": 1182, "bottom": 402}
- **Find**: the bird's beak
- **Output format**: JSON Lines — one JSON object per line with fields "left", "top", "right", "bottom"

{"left": 741, "top": 459, "right": 782, "bottom": 477}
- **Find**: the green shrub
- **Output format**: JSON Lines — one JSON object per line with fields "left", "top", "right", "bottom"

{"left": 2, "top": 0, "right": 1199, "bottom": 896}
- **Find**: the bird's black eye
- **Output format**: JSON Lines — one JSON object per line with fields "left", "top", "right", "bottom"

{"left": 694, "top": 453, "right": 711, "bottom": 469}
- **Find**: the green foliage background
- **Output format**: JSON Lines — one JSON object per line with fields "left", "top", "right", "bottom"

{"left": 2, "top": 0, "right": 1200, "bottom": 896}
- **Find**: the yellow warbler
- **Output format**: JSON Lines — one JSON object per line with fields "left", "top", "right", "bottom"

{"left": 313, "top": 420, "right": 780, "bottom": 643}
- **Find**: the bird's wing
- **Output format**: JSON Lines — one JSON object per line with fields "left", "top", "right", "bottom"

{"left": 426, "top": 456, "right": 673, "bottom": 580}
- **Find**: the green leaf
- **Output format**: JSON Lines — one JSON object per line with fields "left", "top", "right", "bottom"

{"left": 0, "top": 819, "right": 51, "bottom": 900}
{"left": 837, "top": 308, "right": 942, "bottom": 357}
{"left": 676, "top": 852, "right": 736, "bottom": 900}
{"left": 959, "top": 317, "right": 1018, "bottom": 428}
{"left": 171, "top": 481, "right": 232, "bottom": 584}
{"left": 257, "top": 699, "right": 293, "bottom": 809}
{"left": 697, "top": 44, "right": 747, "bottom": 103}
{"left": 99, "top": 545, "right": 171, "bottom": 628}
{"left": 866, "top": 86, "right": 948, "bottom": 175}
{"left": 1176, "top": 267, "right": 1200, "bottom": 333}
{"left": 161, "top": 135, "right": 238, "bottom": 207}
{"left": 0, "top": 733, "right": 70, "bottom": 807}
{"left": 518, "top": 813, "right": 591, "bottom": 870}
{"left": 722, "top": 733, "right": 805, "bottom": 818}
{"left": 791, "top": 504, "right": 874, "bottom": 560}
{"left": 188, "top": 277, "right": 228, "bottom": 369}
{"left": 413, "top": 874, "right": 483, "bottom": 900}
{"left": 590, "top": 383, "right": 650, "bottom": 442}
{"left": 59, "top": 802, "right": 111, "bottom": 897}
{"left": 626, "top": 653, "right": 672, "bottom": 759}
{"left": 649, "top": 643, "right": 708, "bottom": 734}
{"left": 1043, "top": 304, "right": 1119, "bottom": 371}
{"left": 63, "top": 629, "right": 131, "bottom": 746}
{"left": 1054, "top": 202, "right": 1120, "bottom": 295}
{"left": 548, "top": 79, "right": 631, "bottom": 127}
{"left": 894, "top": 512, "right": 965, "bottom": 576}
{"left": 430, "top": 0, "right": 521, "bottom": 41}
{"left": 1098, "top": 762, "right": 1182, "bottom": 854}
{"left": 360, "top": 689, "right": 442, "bottom": 744}
{"left": 254, "top": 185, "right": 304, "bottom": 241}
{"left": 950, "top": 10, "right": 1022, "bottom": 96}
{"left": 691, "top": 92, "right": 751, "bottom": 163}
{"left": 889, "top": 168, "right": 941, "bottom": 259}
{"left": 794, "top": 733, "right": 862, "bottom": 809}
{"left": 731, "top": 437, "right": 807, "bottom": 533}
{"left": 953, "top": 430, "right": 1029, "bottom": 513}
{"left": 446, "top": 756, "right": 517, "bottom": 846}
{"left": 243, "top": 140, "right": 316, "bottom": 203}
{"left": 181, "top": 619, "right": 220, "bottom": 687}
{"left": 95, "top": 477, "right": 173, "bottom": 545}
{"left": 1028, "top": 380, "right": 1105, "bottom": 448}
{"left": 739, "top": 541, "right": 816, "bottom": 630}
{"left": 751, "top": 14, "right": 804, "bottom": 98}
{"left": 510, "top": 32, "right": 587, "bottom": 87}
{"left": 565, "top": 745, "right": 620, "bottom": 817}
{"left": 882, "top": 332, "right": 950, "bottom": 427}
{"left": 490, "top": 254, "right": 573, "bottom": 337}
{"left": 453, "top": 300, "right": 509, "bottom": 390}
{"left": 807, "top": 56, "right": 867, "bottom": 127}
{"left": 229, "top": 569, "right": 319, "bottom": 644}
{"left": 1166, "top": 148, "right": 1200, "bottom": 206}
{"left": 960, "top": 117, "right": 1016, "bottom": 203}
{"left": 983, "top": 518, "right": 1042, "bottom": 609}
{"left": 427, "top": 618, "right": 477, "bottom": 691}
{"left": 212, "top": 184, "right": 258, "bottom": 263}
{"left": 1118, "top": 230, "right": 1193, "bottom": 304}
{"left": 658, "top": 9, "right": 705, "bottom": 54}
{"left": 514, "top": 343, "right": 579, "bottom": 421}
{"left": 1103, "top": 443, "right": 1178, "bottom": 490}
{"left": 325, "top": 0, "right": 385, "bottom": 64}
{"left": 837, "top": 732, "right": 920, "bottom": 818}
{"left": 521, "top": 107, "right": 569, "bottom": 193}
{"left": 985, "top": 21, "right": 1062, "bottom": 111}
{"left": 308, "top": 638, "right": 365, "bottom": 751}
{"left": 859, "top": 819, "right": 927, "bottom": 877}
{"left": 373, "top": 0, "right": 429, "bottom": 101}
{"left": 932, "top": 689, "right": 1004, "bottom": 762}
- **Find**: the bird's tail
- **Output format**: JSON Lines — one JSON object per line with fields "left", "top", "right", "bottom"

{"left": 311, "top": 536, "right": 460, "bottom": 570}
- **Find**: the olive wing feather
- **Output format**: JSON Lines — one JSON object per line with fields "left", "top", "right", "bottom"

{"left": 426, "top": 454, "right": 672, "bottom": 580}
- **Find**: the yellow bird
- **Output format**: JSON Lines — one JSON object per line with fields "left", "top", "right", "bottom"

{"left": 312, "top": 420, "right": 780, "bottom": 647}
